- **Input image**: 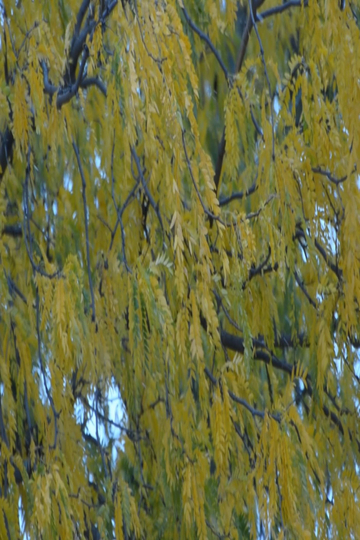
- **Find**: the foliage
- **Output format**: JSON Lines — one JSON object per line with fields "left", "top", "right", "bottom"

{"left": 0, "top": 0, "right": 360, "bottom": 538}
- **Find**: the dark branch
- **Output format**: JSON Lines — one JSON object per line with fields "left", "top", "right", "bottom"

{"left": 130, "top": 145, "right": 165, "bottom": 234}
{"left": 74, "top": 0, "right": 91, "bottom": 37}
{"left": 294, "top": 270, "right": 317, "bottom": 309}
{"left": 220, "top": 329, "right": 294, "bottom": 375}
{"left": 2, "top": 224, "right": 22, "bottom": 237}
{"left": 312, "top": 167, "right": 347, "bottom": 186}
{"left": 0, "top": 127, "right": 14, "bottom": 184}
{"left": 181, "top": 5, "right": 230, "bottom": 81}
{"left": 219, "top": 180, "right": 258, "bottom": 207}
{"left": 204, "top": 367, "right": 281, "bottom": 421}
{"left": 257, "top": 0, "right": 308, "bottom": 21}
{"left": 80, "top": 77, "right": 107, "bottom": 96}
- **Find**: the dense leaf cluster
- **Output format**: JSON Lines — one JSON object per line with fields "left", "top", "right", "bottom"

{"left": 0, "top": 1, "right": 359, "bottom": 538}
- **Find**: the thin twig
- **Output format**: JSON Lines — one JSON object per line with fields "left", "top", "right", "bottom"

{"left": 245, "top": 194, "right": 276, "bottom": 220}
{"left": 134, "top": 0, "right": 167, "bottom": 66}
{"left": 72, "top": 141, "right": 96, "bottom": 323}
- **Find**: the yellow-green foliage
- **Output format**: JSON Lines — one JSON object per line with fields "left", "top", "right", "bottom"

{"left": 0, "top": 1, "right": 359, "bottom": 538}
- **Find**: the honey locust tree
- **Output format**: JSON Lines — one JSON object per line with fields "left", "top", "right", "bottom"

{"left": 0, "top": 0, "right": 360, "bottom": 538}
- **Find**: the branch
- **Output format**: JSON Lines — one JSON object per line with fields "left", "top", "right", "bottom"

{"left": 204, "top": 366, "right": 281, "bottom": 422}
{"left": 314, "top": 238, "right": 342, "bottom": 279}
{"left": 250, "top": 104, "right": 264, "bottom": 140}
{"left": 70, "top": 0, "right": 118, "bottom": 79}
{"left": 111, "top": 141, "right": 131, "bottom": 272}
{"left": 228, "top": 389, "right": 281, "bottom": 422}
{"left": 72, "top": 141, "right": 96, "bottom": 323}
{"left": 130, "top": 145, "right": 165, "bottom": 235}
{"left": 294, "top": 270, "right": 317, "bottom": 309}
{"left": 41, "top": 61, "right": 58, "bottom": 96}
{"left": 312, "top": 167, "right": 347, "bottom": 186}
{"left": 220, "top": 329, "right": 294, "bottom": 375}
{"left": 181, "top": 4, "right": 230, "bottom": 82}
{"left": 5, "top": 272, "right": 27, "bottom": 304}
{"left": 0, "top": 126, "right": 14, "bottom": 184}
{"left": 182, "top": 130, "right": 227, "bottom": 226}
{"left": 248, "top": 0, "right": 275, "bottom": 161}
{"left": 35, "top": 289, "right": 59, "bottom": 450}
{"left": 294, "top": 225, "right": 342, "bottom": 280}
{"left": 257, "top": 0, "right": 308, "bottom": 21}
{"left": 74, "top": 0, "right": 91, "bottom": 37}
{"left": 80, "top": 77, "right": 107, "bottom": 96}
{"left": 245, "top": 193, "right": 276, "bottom": 220}
{"left": 2, "top": 224, "right": 22, "bottom": 237}
{"left": 219, "top": 180, "right": 258, "bottom": 207}
{"left": 56, "top": 45, "right": 90, "bottom": 108}
{"left": 23, "top": 150, "right": 61, "bottom": 279}
{"left": 214, "top": 0, "right": 265, "bottom": 194}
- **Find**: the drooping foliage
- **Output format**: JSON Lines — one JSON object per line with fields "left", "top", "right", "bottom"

{"left": 0, "top": 0, "right": 360, "bottom": 538}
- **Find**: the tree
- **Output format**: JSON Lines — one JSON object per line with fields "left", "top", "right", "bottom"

{"left": 0, "top": 0, "right": 359, "bottom": 537}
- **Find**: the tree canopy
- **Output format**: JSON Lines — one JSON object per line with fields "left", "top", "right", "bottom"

{"left": 0, "top": 0, "right": 360, "bottom": 538}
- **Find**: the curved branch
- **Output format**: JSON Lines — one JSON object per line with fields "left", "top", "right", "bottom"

{"left": 80, "top": 76, "right": 107, "bottom": 96}
{"left": 181, "top": 5, "right": 230, "bottom": 82}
